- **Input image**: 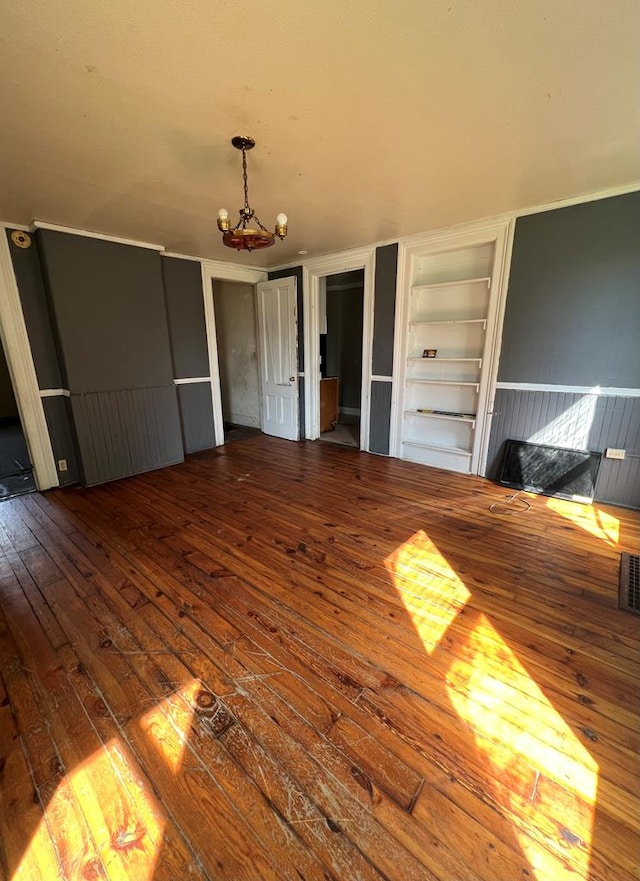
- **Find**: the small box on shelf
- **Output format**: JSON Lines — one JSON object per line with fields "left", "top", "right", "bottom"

{"left": 422, "top": 348, "right": 437, "bottom": 358}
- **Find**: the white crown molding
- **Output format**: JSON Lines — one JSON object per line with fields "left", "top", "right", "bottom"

{"left": 201, "top": 258, "right": 268, "bottom": 284}
{"left": 0, "top": 220, "right": 31, "bottom": 232}
{"left": 496, "top": 382, "right": 640, "bottom": 397}
{"left": 163, "top": 251, "right": 202, "bottom": 262}
{"left": 0, "top": 234, "right": 59, "bottom": 489}
{"left": 31, "top": 220, "right": 165, "bottom": 251}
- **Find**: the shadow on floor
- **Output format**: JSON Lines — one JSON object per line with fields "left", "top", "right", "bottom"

{"left": 320, "top": 421, "right": 360, "bottom": 448}
{"left": 0, "top": 419, "right": 36, "bottom": 500}
{"left": 223, "top": 423, "right": 263, "bottom": 444}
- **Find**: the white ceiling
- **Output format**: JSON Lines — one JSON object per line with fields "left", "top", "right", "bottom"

{"left": 1, "top": 1, "right": 639, "bottom": 267}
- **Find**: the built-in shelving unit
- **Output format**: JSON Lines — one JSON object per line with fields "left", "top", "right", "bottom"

{"left": 399, "top": 241, "right": 497, "bottom": 473}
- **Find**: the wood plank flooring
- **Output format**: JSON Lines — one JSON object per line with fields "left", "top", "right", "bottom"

{"left": 0, "top": 435, "right": 638, "bottom": 881}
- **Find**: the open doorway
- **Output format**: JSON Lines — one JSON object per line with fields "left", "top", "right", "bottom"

{"left": 211, "top": 279, "right": 262, "bottom": 444}
{"left": 0, "top": 340, "right": 36, "bottom": 499}
{"left": 319, "top": 269, "right": 365, "bottom": 448}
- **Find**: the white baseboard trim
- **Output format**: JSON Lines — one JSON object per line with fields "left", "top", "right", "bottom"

{"left": 496, "top": 382, "right": 640, "bottom": 397}
{"left": 339, "top": 406, "right": 361, "bottom": 416}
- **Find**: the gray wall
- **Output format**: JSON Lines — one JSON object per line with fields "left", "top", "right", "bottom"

{"left": 268, "top": 265, "right": 304, "bottom": 437}
{"left": 498, "top": 192, "right": 640, "bottom": 387}
{"left": 37, "top": 230, "right": 184, "bottom": 485}
{"left": 7, "top": 230, "right": 78, "bottom": 485}
{"left": 489, "top": 192, "right": 640, "bottom": 508}
{"left": 162, "top": 255, "right": 216, "bottom": 452}
{"left": 326, "top": 271, "right": 364, "bottom": 413}
{"left": 369, "top": 381, "right": 393, "bottom": 455}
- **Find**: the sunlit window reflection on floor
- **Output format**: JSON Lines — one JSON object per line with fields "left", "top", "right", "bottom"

{"left": 384, "top": 529, "right": 470, "bottom": 654}
{"left": 388, "top": 531, "right": 599, "bottom": 881}
{"left": 13, "top": 738, "right": 165, "bottom": 881}
{"left": 139, "top": 678, "right": 201, "bottom": 773}
{"left": 446, "top": 614, "right": 598, "bottom": 881}
{"left": 546, "top": 498, "right": 620, "bottom": 547}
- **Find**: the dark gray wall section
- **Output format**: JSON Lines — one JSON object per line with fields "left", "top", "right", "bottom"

{"left": 161, "top": 256, "right": 210, "bottom": 378}
{"left": 268, "top": 266, "right": 304, "bottom": 436}
{"left": 70, "top": 388, "right": 184, "bottom": 486}
{"left": 37, "top": 230, "right": 175, "bottom": 393}
{"left": 487, "top": 388, "right": 640, "bottom": 509}
{"left": 369, "top": 381, "right": 392, "bottom": 455}
{"left": 0, "top": 344, "right": 18, "bottom": 419}
{"left": 7, "top": 230, "right": 64, "bottom": 388}
{"left": 371, "top": 244, "right": 398, "bottom": 377}
{"left": 42, "top": 396, "right": 80, "bottom": 486}
{"left": 177, "top": 383, "right": 215, "bottom": 454}
{"left": 498, "top": 192, "right": 640, "bottom": 387}
{"left": 326, "top": 281, "right": 364, "bottom": 410}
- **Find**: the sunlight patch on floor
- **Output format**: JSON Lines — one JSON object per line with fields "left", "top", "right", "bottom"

{"left": 384, "top": 529, "right": 470, "bottom": 654}
{"left": 13, "top": 739, "right": 165, "bottom": 881}
{"left": 546, "top": 498, "right": 620, "bottom": 547}
{"left": 446, "top": 613, "right": 598, "bottom": 881}
{"left": 139, "top": 678, "right": 201, "bottom": 773}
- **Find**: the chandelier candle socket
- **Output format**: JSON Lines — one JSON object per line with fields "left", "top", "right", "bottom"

{"left": 217, "top": 135, "right": 288, "bottom": 252}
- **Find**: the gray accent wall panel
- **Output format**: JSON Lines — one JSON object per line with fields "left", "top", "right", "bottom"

{"left": 371, "top": 243, "right": 398, "bottom": 377}
{"left": 42, "top": 396, "right": 80, "bottom": 486}
{"left": 177, "top": 383, "right": 215, "bottom": 454}
{"left": 498, "top": 191, "right": 640, "bottom": 387}
{"left": 70, "top": 387, "right": 184, "bottom": 486}
{"left": 37, "top": 230, "right": 175, "bottom": 392}
{"left": 161, "top": 256, "right": 210, "bottom": 378}
{"left": 369, "top": 381, "right": 392, "bottom": 455}
{"left": 7, "top": 230, "right": 64, "bottom": 388}
{"left": 487, "top": 388, "right": 640, "bottom": 508}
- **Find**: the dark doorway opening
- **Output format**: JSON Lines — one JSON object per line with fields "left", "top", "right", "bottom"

{"left": 0, "top": 343, "right": 35, "bottom": 499}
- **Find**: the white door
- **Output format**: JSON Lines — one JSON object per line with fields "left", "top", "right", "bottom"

{"left": 256, "top": 277, "right": 299, "bottom": 441}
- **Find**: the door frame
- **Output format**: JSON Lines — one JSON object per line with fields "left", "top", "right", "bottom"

{"left": 302, "top": 247, "right": 375, "bottom": 448}
{"left": 0, "top": 228, "right": 59, "bottom": 490}
{"left": 201, "top": 259, "right": 268, "bottom": 445}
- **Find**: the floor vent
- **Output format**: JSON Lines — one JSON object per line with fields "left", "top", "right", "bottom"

{"left": 619, "top": 553, "right": 640, "bottom": 615}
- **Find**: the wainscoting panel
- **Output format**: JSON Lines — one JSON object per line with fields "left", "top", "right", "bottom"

{"left": 70, "top": 387, "right": 184, "bottom": 486}
{"left": 487, "top": 388, "right": 640, "bottom": 508}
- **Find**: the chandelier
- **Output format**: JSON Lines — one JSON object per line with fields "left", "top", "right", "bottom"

{"left": 217, "top": 135, "right": 287, "bottom": 252}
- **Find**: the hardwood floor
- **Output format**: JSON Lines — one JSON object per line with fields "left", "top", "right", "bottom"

{"left": 0, "top": 435, "right": 638, "bottom": 881}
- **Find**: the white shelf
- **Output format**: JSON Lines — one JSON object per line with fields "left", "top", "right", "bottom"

{"left": 407, "top": 357, "right": 482, "bottom": 364}
{"left": 404, "top": 409, "right": 476, "bottom": 426}
{"left": 406, "top": 379, "right": 479, "bottom": 389}
{"left": 402, "top": 440, "right": 472, "bottom": 457}
{"left": 411, "top": 276, "right": 491, "bottom": 293}
{"left": 409, "top": 318, "right": 487, "bottom": 328}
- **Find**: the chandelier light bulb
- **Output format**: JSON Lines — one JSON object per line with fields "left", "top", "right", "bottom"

{"left": 276, "top": 213, "right": 288, "bottom": 226}
{"left": 218, "top": 208, "right": 229, "bottom": 220}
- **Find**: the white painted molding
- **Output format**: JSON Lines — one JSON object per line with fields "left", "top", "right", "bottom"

{"left": 201, "top": 259, "right": 268, "bottom": 284}
{"left": 0, "top": 221, "right": 31, "bottom": 232}
{"left": 304, "top": 249, "right": 375, "bottom": 450}
{"left": 339, "top": 406, "right": 362, "bottom": 416}
{"left": 0, "top": 234, "right": 59, "bottom": 489}
{"left": 40, "top": 388, "right": 70, "bottom": 397}
{"left": 31, "top": 220, "right": 165, "bottom": 251}
{"left": 173, "top": 376, "right": 211, "bottom": 385}
{"left": 298, "top": 371, "right": 305, "bottom": 378}
{"left": 163, "top": 251, "right": 202, "bottom": 262}
{"left": 495, "top": 382, "right": 640, "bottom": 397}
{"left": 371, "top": 375, "right": 393, "bottom": 383}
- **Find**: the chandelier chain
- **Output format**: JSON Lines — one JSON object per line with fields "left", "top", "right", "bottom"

{"left": 242, "top": 148, "right": 250, "bottom": 214}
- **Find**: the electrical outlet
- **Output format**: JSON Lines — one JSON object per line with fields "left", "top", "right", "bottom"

{"left": 605, "top": 448, "right": 626, "bottom": 460}
{"left": 58, "top": 459, "right": 68, "bottom": 472}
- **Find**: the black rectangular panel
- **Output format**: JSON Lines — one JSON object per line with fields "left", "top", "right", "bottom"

{"left": 371, "top": 243, "right": 398, "bottom": 377}
{"left": 498, "top": 439, "right": 601, "bottom": 501}
{"left": 177, "top": 383, "right": 215, "bottom": 453}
